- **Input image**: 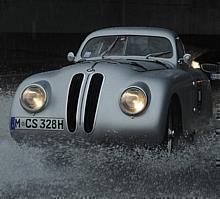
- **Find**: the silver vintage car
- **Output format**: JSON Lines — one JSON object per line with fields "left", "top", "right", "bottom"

{"left": 10, "top": 27, "right": 213, "bottom": 151}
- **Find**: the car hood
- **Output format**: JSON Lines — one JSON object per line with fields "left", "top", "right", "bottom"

{"left": 19, "top": 59, "right": 179, "bottom": 91}
{"left": 64, "top": 59, "right": 172, "bottom": 73}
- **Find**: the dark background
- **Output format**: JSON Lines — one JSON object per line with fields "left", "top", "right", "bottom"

{"left": 0, "top": 3, "right": 219, "bottom": 198}
{"left": 1, "top": 0, "right": 220, "bottom": 73}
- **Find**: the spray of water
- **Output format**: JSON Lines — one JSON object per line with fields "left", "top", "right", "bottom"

{"left": 0, "top": 93, "right": 218, "bottom": 198}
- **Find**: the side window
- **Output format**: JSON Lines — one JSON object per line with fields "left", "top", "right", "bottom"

{"left": 176, "top": 37, "right": 185, "bottom": 59}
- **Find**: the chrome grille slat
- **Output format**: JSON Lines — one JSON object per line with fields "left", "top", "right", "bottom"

{"left": 67, "top": 73, "right": 103, "bottom": 133}
{"left": 84, "top": 73, "right": 104, "bottom": 133}
{"left": 67, "top": 73, "right": 84, "bottom": 132}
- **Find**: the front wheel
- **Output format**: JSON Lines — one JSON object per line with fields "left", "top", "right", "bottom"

{"left": 165, "top": 100, "right": 183, "bottom": 154}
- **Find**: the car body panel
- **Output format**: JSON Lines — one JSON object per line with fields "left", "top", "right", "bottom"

{"left": 10, "top": 27, "right": 213, "bottom": 145}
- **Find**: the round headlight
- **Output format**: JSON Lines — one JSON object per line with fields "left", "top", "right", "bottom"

{"left": 20, "top": 85, "right": 47, "bottom": 113}
{"left": 120, "top": 87, "right": 148, "bottom": 115}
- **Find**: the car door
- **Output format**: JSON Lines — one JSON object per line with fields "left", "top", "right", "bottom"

{"left": 187, "top": 67, "right": 207, "bottom": 113}
{"left": 176, "top": 37, "right": 205, "bottom": 113}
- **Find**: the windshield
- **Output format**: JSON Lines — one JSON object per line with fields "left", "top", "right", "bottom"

{"left": 81, "top": 35, "right": 173, "bottom": 59}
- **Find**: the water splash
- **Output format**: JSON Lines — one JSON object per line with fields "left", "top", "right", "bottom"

{"left": 0, "top": 92, "right": 218, "bottom": 198}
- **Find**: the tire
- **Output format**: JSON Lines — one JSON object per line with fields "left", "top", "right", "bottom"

{"left": 165, "top": 99, "right": 183, "bottom": 154}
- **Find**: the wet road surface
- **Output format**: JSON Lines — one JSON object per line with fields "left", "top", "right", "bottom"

{"left": 0, "top": 80, "right": 219, "bottom": 198}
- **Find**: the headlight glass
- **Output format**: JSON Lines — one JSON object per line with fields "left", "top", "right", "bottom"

{"left": 20, "top": 85, "right": 47, "bottom": 113}
{"left": 191, "top": 61, "right": 200, "bottom": 69}
{"left": 120, "top": 87, "right": 147, "bottom": 115}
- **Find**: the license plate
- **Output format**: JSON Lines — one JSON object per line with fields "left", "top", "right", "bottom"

{"left": 10, "top": 117, "right": 64, "bottom": 130}
{"left": 210, "top": 73, "right": 220, "bottom": 80}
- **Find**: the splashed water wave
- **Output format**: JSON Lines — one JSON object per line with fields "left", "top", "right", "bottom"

{"left": 0, "top": 92, "right": 218, "bottom": 198}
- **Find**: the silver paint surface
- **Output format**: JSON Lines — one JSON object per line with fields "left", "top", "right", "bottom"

{"left": 10, "top": 28, "right": 213, "bottom": 145}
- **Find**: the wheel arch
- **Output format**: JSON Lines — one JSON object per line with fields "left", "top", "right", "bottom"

{"left": 160, "top": 92, "right": 183, "bottom": 148}
{"left": 169, "top": 93, "right": 183, "bottom": 135}
{"left": 170, "top": 93, "right": 182, "bottom": 115}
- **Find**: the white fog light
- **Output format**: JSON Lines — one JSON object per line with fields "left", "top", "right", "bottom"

{"left": 120, "top": 87, "right": 147, "bottom": 115}
{"left": 20, "top": 85, "right": 47, "bottom": 113}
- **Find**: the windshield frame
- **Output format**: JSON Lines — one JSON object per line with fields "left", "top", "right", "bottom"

{"left": 80, "top": 35, "right": 174, "bottom": 60}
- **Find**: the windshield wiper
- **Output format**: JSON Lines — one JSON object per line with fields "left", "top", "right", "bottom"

{"left": 100, "top": 36, "right": 119, "bottom": 58}
{"left": 148, "top": 59, "right": 170, "bottom": 69}
{"left": 126, "top": 58, "right": 170, "bottom": 69}
{"left": 75, "top": 58, "right": 94, "bottom": 63}
{"left": 122, "top": 60, "right": 148, "bottom": 71}
{"left": 145, "top": 51, "right": 172, "bottom": 59}
{"left": 104, "top": 58, "right": 147, "bottom": 71}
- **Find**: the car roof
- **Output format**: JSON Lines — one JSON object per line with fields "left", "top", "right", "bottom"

{"left": 88, "top": 27, "right": 177, "bottom": 39}
{"left": 75, "top": 27, "right": 178, "bottom": 64}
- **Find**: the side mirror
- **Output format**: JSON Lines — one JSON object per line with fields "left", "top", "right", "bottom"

{"left": 183, "top": 54, "right": 192, "bottom": 65}
{"left": 67, "top": 52, "right": 75, "bottom": 62}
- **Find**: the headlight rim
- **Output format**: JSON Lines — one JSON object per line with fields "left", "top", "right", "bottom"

{"left": 120, "top": 86, "right": 148, "bottom": 116}
{"left": 20, "top": 84, "right": 48, "bottom": 113}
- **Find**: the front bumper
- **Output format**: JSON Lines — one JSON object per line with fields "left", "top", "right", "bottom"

{"left": 10, "top": 117, "right": 165, "bottom": 146}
